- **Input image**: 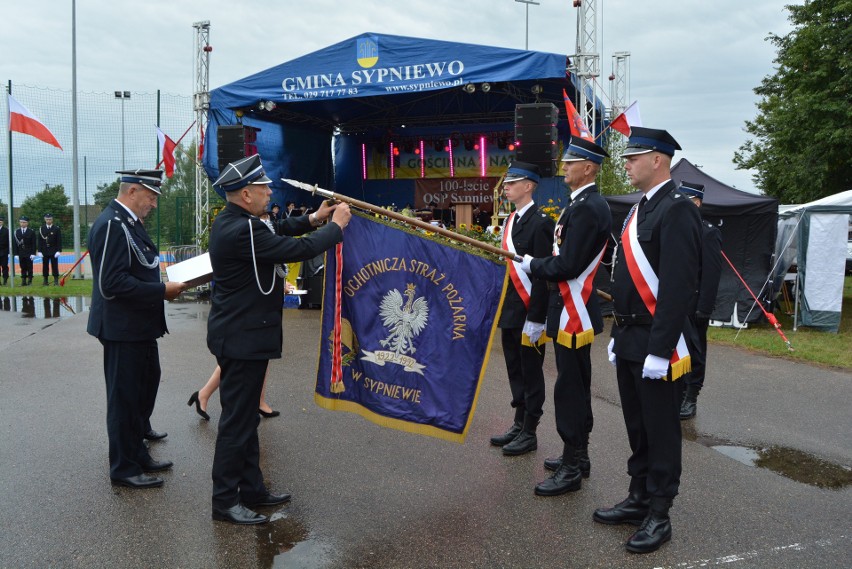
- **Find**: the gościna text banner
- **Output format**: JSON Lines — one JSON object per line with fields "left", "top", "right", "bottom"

{"left": 315, "top": 214, "right": 507, "bottom": 442}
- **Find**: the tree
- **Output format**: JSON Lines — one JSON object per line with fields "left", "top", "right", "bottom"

{"left": 93, "top": 178, "right": 120, "bottom": 210}
{"left": 734, "top": 0, "right": 852, "bottom": 202}
{"left": 597, "top": 132, "right": 634, "bottom": 196}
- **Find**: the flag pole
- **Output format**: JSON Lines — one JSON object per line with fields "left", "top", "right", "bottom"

{"left": 284, "top": 180, "right": 613, "bottom": 302}
{"left": 5, "top": 81, "right": 15, "bottom": 289}
{"left": 155, "top": 121, "right": 196, "bottom": 170}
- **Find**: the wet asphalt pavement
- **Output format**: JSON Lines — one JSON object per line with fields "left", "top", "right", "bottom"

{"left": 0, "top": 298, "right": 849, "bottom": 568}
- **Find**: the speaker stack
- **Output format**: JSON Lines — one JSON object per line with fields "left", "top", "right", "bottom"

{"left": 216, "top": 125, "right": 259, "bottom": 172}
{"left": 514, "top": 103, "right": 559, "bottom": 177}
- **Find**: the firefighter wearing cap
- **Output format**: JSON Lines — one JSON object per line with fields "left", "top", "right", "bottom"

{"left": 87, "top": 169, "right": 188, "bottom": 490}
{"left": 489, "top": 161, "right": 554, "bottom": 458}
{"left": 519, "top": 138, "right": 612, "bottom": 496}
{"left": 38, "top": 213, "right": 62, "bottom": 285}
{"left": 594, "top": 127, "right": 701, "bottom": 554}
{"left": 677, "top": 181, "right": 722, "bottom": 420}
{"left": 13, "top": 216, "right": 36, "bottom": 285}
{"left": 206, "top": 154, "right": 351, "bottom": 525}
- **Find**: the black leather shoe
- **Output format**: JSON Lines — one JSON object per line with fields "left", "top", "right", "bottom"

{"left": 543, "top": 455, "right": 562, "bottom": 472}
{"left": 244, "top": 492, "right": 291, "bottom": 508}
{"left": 490, "top": 422, "right": 522, "bottom": 446}
{"left": 593, "top": 493, "right": 650, "bottom": 526}
{"left": 258, "top": 409, "right": 281, "bottom": 418}
{"left": 212, "top": 504, "right": 269, "bottom": 525}
{"left": 502, "top": 431, "right": 537, "bottom": 456}
{"left": 111, "top": 474, "right": 164, "bottom": 489}
{"left": 679, "top": 398, "right": 697, "bottom": 420}
{"left": 141, "top": 459, "right": 174, "bottom": 472}
{"left": 534, "top": 462, "right": 582, "bottom": 496}
{"left": 625, "top": 511, "right": 672, "bottom": 553}
{"left": 144, "top": 429, "right": 168, "bottom": 441}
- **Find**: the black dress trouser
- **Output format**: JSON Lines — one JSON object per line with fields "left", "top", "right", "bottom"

{"left": 501, "top": 327, "right": 546, "bottom": 420}
{"left": 553, "top": 342, "right": 593, "bottom": 449}
{"left": 211, "top": 357, "right": 269, "bottom": 509}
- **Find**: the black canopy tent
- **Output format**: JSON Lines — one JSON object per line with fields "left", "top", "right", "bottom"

{"left": 604, "top": 159, "right": 778, "bottom": 324}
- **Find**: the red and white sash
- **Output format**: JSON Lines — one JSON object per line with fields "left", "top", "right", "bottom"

{"left": 503, "top": 212, "right": 547, "bottom": 346}
{"left": 621, "top": 208, "right": 691, "bottom": 380}
{"left": 553, "top": 230, "right": 605, "bottom": 349}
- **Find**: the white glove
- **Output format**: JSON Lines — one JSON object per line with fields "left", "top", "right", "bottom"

{"left": 29, "top": 255, "right": 35, "bottom": 261}
{"left": 54, "top": 252, "right": 60, "bottom": 258}
{"left": 607, "top": 338, "right": 617, "bottom": 367}
{"left": 523, "top": 320, "right": 546, "bottom": 344}
{"left": 642, "top": 354, "right": 670, "bottom": 379}
{"left": 519, "top": 254, "right": 533, "bottom": 274}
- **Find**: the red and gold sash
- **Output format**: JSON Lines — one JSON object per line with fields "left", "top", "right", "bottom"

{"left": 621, "top": 208, "right": 691, "bottom": 380}
{"left": 553, "top": 231, "right": 605, "bottom": 349}
{"left": 503, "top": 212, "right": 547, "bottom": 347}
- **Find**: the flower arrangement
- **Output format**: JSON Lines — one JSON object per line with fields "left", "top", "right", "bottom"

{"left": 540, "top": 199, "right": 562, "bottom": 223}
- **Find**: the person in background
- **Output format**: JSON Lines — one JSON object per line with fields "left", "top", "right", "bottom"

{"left": 677, "top": 181, "right": 722, "bottom": 419}
{"left": 0, "top": 217, "right": 9, "bottom": 285}
{"left": 38, "top": 212, "right": 62, "bottom": 286}
{"left": 13, "top": 216, "right": 36, "bottom": 286}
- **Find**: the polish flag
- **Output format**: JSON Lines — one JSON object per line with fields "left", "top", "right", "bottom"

{"left": 157, "top": 127, "right": 177, "bottom": 178}
{"left": 562, "top": 89, "right": 593, "bottom": 141}
{"left": 610, "top": 101, "right": 642, "bottom": 137}
{"left": 7, "top": 94, "right": 62, "bottom": 149}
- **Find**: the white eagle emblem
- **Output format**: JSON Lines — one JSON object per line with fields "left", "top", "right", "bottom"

{"left": 378, "top": 283, "right": 429, "bottom": 356}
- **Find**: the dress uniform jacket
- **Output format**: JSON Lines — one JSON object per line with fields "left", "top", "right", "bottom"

{"left": 530, "top": 185, "right": 612, "bottom": 339}
{"left": 87, "top": 200, "right": 167, "bottom": 341}
{"left": 13, "top": 227, "right": 37, "bottom": 258}
{"left": 0, "top": 224, "right": 9, "bottom": 256}
{"left": 498, "top": 206, "right": 554, "bottom": 328}
{"left": 611, "top": 181, "right": 701, "bottom": 363}
{"left": 206, "top": 202, "right": 343, "bottom": 360}
{"left": 38, "top": 224, "right": 62, "bottom": 257}
{"left": 695, "top": 220, "right": 722, "bottom": 317}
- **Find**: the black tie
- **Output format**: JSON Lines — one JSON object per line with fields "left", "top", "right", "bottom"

{"left": 638, "top": 196, "right": 648, "bottom": 210}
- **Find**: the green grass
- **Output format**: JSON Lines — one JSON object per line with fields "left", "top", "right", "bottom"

{"left": 4, "top": 273, "right": 851, "bottom": 370}
{"left": 708, "top": 276, "right": 852, "bottom": 370}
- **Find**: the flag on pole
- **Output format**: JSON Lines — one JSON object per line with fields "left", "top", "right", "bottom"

{"left": 609, "top": 100, "right": 642, "bottom": 137}
{"left": 315, "top": 214, "right": 508, "bottom": 443}
{"left": 156, "top": 127, "right": 177, "bottom": 177}
{"left": 7, "top": 93, "right": 62, "bottom": 149}
{"left": 562, "top": 89, "right": 593, "bottom": 141}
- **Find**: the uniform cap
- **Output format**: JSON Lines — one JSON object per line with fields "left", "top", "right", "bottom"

{"left": 116, "top": 169, "right": 164, "bottom": 194}
{"left": 679, "top": 181, "right": 705, "bottom": 199}
{"left": 504, "top": 161, "right": 541, "bottom": 183}
{"left": 212, "top": 154, "right": 273, "bottom": 194}
{"left": 561, "top": 137, "right": 609, "bottom": 164}
{"left": 621, "top": 127, "right": 681, "bottom": 157}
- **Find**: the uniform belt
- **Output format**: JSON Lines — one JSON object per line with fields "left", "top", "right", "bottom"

{"left": 547, "top": 282, "right": 560, "bottom": 291}
{"left": 612, "top": 312, "right": 653, "bottom": 327}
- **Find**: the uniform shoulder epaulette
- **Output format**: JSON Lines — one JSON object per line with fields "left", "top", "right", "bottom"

{"left": 670, "top": 191, "right": 685, "bottom": 200}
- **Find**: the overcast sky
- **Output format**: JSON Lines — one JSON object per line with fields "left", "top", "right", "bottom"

{"left": 1, "top": 0, "right": 793, "bottom": 193}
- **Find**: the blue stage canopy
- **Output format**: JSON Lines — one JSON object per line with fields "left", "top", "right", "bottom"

{"left": 204, "top": 32, "right": 604, "bottom": 207}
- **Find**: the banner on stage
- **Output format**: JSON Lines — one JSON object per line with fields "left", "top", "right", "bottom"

{"left": 414, "top": 177, "right": 498, "bottom": 210}
{"left": 315, "top": 214, "right": 507, "bottom": 442}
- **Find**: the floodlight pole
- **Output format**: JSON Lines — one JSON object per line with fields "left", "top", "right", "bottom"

{"left": 515, "top": 0, "right": 540, "bottom": 50}
{"left": 114, "top": 91, "right": 130, "bottom": 169}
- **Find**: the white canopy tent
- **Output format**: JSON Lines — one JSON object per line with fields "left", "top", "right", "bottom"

{"left": 775, "top": 190, "right": 852, "bottom": 332}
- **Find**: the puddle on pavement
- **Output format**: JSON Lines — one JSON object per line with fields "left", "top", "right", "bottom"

{"left": 0, "top": 295, "right": 88, "bottom": 319}
{"left": 255, "top": 511, "right": 333, "bottom": 568}
{"left": 682, "top": 422, "right": 852, "bottom": 490}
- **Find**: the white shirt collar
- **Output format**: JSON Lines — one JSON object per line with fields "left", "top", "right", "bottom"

{"left": 644, "top": 179, "right": 671, "bottom": 202}
{"left": 570, "top": 182, "right": 595, "bottom": 201}
{"left": 514, "top": 200, "right": 535, "bottom": 220}
{"left": 115, "top": 200, "right": 138, "bottom": 222}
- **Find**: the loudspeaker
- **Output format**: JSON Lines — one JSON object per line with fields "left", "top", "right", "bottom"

{"left": 217, "top": 126, "right": 246, "bottom": 172}
{"left": 515, "top": 103, "right": 559, "bottom": 177}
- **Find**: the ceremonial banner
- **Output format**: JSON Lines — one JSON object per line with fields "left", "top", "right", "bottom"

{"left": 315, "top": 214, "right": 508, "bottom": 442}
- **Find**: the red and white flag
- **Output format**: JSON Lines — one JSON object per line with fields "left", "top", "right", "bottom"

{"left": 156, "top": 127, "right": 177, "bottom": 178}
{"left": 562, "top": 88, "right": 593, "bottom": 141}
{"left": 7, "top": 93, "right": 62, "bottom": 149}
{"left": 609, "top": 101, "right": 642, "bottom": 137}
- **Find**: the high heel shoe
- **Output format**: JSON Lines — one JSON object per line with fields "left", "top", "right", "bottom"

{"left": 188, "top": 391, "right": 210, "bottom": 421}
{"left": 258, "top": 408, "right": 280, "bottom": 418}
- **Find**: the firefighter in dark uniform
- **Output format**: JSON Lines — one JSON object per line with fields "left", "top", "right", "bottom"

{"left": 38, "top": 212, "right": 62, "bottom": 285}
{"left": 489, "top": 162, "right": 554, "bottom": 457}
{"left": 520, "top": 138, "right": 612, "bottom": 496}
{"left": 87, "top": 169, "right": 187, "bottom": 489}
{"left": 13, "top": 216, "right": 37, "bottom": 285}
{"left": 0, "top": 216, "right": 9, "bottom": 285}
{"left": 678, "top": 181, "right": 722, "bottom": 419}
{"left": 594, "top": 127, "right": 701, "bottom": 554}
{"left": 207, "top": 155, "right": 351, "bottom": 525}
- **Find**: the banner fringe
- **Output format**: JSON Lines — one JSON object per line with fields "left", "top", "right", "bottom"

{"left": 670, "top": 356, "right": 691, "bottom": 381}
